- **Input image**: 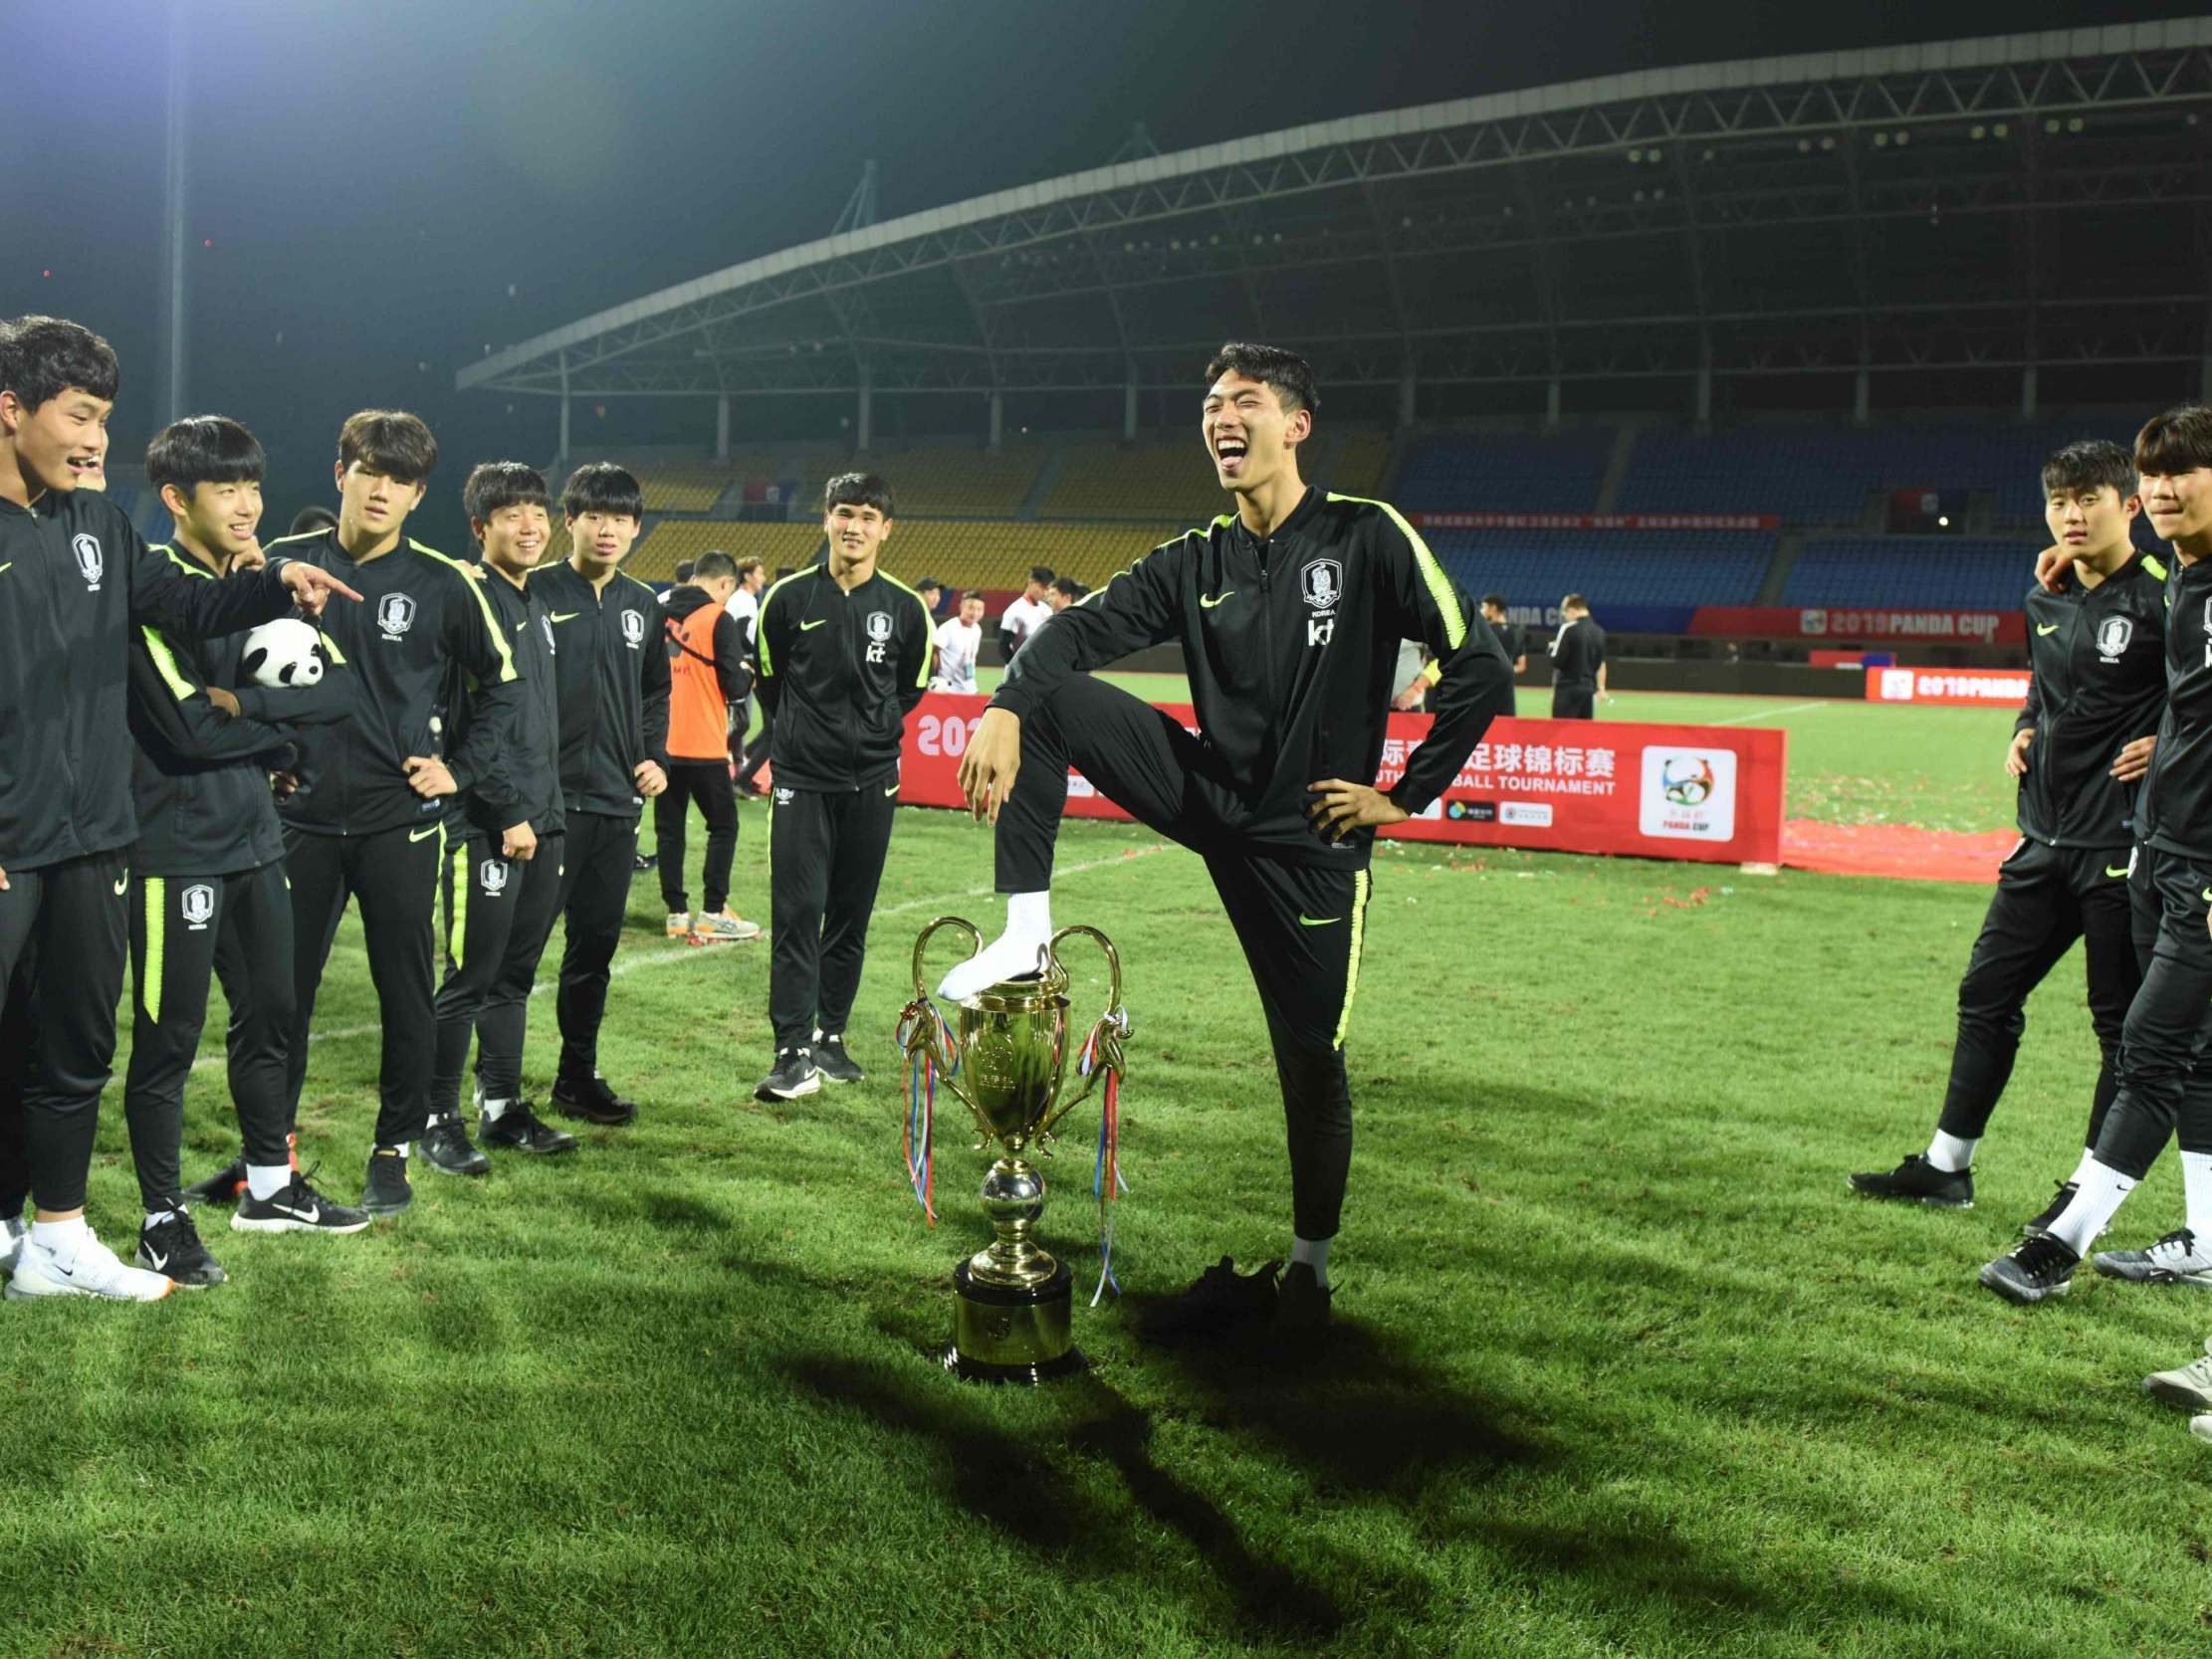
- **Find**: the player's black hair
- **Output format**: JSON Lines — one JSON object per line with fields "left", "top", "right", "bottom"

{"left": 289, "top": 505, "right": 338, "bottom": 537}
{"left": 1203, "top": 341, "right": 1319, "bottom": 417}
{"left": 338, "top": 409, "right": 438, "bottom": 484}
{"left": 915, "top": 574, "right": 943, "bottom": 592}
{"left": 1480, "top": 591, "right": 1508, "bottom": 613}
{"left": 2041, "top": 440, "right": 2135, "bottom": 500}
{"left": 462, "top": 460, "right": 548, "bottom": 524}
{"left": 145, "top": 415, "right": 266, "bottom": 494}
{"left": 694, "top": 550, "right": 739, "bottom": 581}
{"left": 736, "top": 556, "right": 763, "bottom": 579}
{"left": 960, "top": 589, "right": 984, "bottom": 604}
{"left": 2135, "top": 406, "right": 2212, "bottom": 480}
{"left": 674, "top": 559, "right": 696, "bottom": 583}
{"left": 1561, "top": 593, "right": 1589, "bottom": 614}
{"left": 0, "top": 314, "right": 120, "bottom": 410}
{"left": 823, "top": 471, "right": 895, "bottom": 518}
{"left": 1028, "top": 565, "right": 1054, "bottom": 586}
{"left": 562, "top": 460, "right": 644, "bottom": 521}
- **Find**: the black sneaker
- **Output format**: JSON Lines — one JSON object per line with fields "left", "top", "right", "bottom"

{"left": 755, "top": 1047, "right": 820, "bottom": 1102}
{"left": 421, "top": 1116, "right": 491, "bottom": 1177}
{"left": 232, "top": 1169, "right": 372, "bottom": 1235}
{"left": 480, "top": 1101, "right": 577, "bottom": 1155}
{"left": 2021, "top": 1179, "right": 2079, "bottom": 1239}
{"left": 812, "top": 1033, "right": 865, "bottom": 1086}
{"left": 1979, "top": 1233, "right": 2081, "bottom": 1305}
{"left": 552, "top": 1074, "right": 638, "bottom": 1127}
{"left": 361, "top": 1147, "right": 413, "bottom": 1218}
{"left": 182, "top": 1156, "right": 248, "bottom": 1207}
{"left": 1847, "top": 1153, "right": 1973, "bottom": 1210}
{"left": 137, "top": 1209, "right": 227, "bottom": 1288}
{"left": 1276, "top": 1261, "right": 1332, "bottom": 1334}
{"left": 632, "top": 851, "right": 658, "bottom": 873}
{"left": 1138, "top": 1256, "right": 1281, "bottom": 1343}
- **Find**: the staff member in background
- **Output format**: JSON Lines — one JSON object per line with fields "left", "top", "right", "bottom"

{"left": 288, "top": 505, "right": 338, "bottom": 538}
{"left": 998, "top": 566, "right": 1054, "bottom": 662}
{"left": 660, "top": 560, "right": 695, "bottom": 605}
{"left": 1047, "top": 575, "right": 1087, "bottom": 612}
{"left": 723, "top": 554, "right": 767, "bottom": 776}
{"left": 751, "top": 473, "right": 932, "bottom": 1103}
{"left": 915, "top": 575, "right": 945, "bottom": 620}
{"left": 932, "top": 590, "right": 988, "bottom": 694}
{"left": 1480, "top": 593, "right": 1527, "bottom": 716}
{"left": 1548, "top": 593, "right": 1607, "bottom": 720}
{"left": 658, "top": 551, "right": 762, "bottom": 944}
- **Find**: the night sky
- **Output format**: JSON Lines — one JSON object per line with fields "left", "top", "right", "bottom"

{"left": 4, "top": 0, "right": 2177, "bottom": 542}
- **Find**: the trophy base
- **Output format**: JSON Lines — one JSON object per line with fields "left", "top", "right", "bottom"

{"left": 945, "top": 1258, "right": 1087, "bottom": 1385}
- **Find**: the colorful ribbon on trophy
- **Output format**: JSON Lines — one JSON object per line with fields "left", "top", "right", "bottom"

{"left": 896, "top": 996, "right": 959, "bottom": 1226}
{"left": 1078, "top": 1022, "right": 1129, "bottom": 1306}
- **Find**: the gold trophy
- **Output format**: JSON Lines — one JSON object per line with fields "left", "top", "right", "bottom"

{"left": 897, "top": 919, "right": 1129, "bottom": 1383}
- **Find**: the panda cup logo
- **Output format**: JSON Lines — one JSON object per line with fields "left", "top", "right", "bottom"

{"left": 72, "top": 533, "right": 104, "bottom": 591}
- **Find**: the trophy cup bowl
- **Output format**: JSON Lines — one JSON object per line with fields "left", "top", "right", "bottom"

{"left": 902, "top": 918, "right": 1126, "bottom": 1384}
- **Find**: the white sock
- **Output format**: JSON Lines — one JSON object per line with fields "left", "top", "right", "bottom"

{"left": 1925, "top": 1131, "right": 1979, "bottom": 1174}
{"left": 480, "top": 1097, "right": 511, "bottom": 1125}
{"left": 2066, "top": 1147, "right": 2098, "bottom": 1187}
{"left": 30, "top": 1215, "right": 90, "bottom": 1264}
{"left": 1291, "top": 1234, "right": 1332, "bottom": 1290}
{"left": 938, "top": 891, "right": 1054, "bottom": 999}
{"left": 246, "top": 1164, "right": 292, "bottom": 1201}
{"left": 2183, "top": 1151, "right": 2212, "bottom": 1242}
{"left": 143, "top": 1209, "right": 174, "bottom": 1230}
{"left": 2047, "top": 1159, "right": 2138, "bottom": 1256}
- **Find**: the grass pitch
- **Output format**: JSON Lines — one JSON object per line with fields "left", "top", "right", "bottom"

{"left": 10, "top": 694, "right": 2208, "bottom": 1659}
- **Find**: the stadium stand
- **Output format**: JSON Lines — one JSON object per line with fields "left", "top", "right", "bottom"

{"left": 1038, "top": 440, "right": 1227, "bottom": 522}
{"left": 628, "top": 520, "right": 823, "bottom": 582}
{"left": 1394, "top": 429, "right": 1614, "bottom": 515}
{"left": 1781, "top": 537, "right": 2038, "bottom": 612}
{"left": 626, "top": 517, "right": 1193, "bottom": 591}
{"left": 1433, "top": 529, "right": 1777, "bottom": 611}
{"left": 857, "top": 446, "right": 1051, "bottom": 518}
{"left": 1322, "top": 425, "right": 1395, "bottom": 500}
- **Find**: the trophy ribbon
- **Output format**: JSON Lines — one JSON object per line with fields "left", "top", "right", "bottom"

{"left": 1077, "top": 1016, "right": 1131, "bottom": 1306}
{"left": 894, "top": 994, "right": 960, "bottom": 1225}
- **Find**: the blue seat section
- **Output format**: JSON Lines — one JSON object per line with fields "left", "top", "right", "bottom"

{"left": 1781, "top": 538, "right": 2039, "bottom": 611}
{"left": 1617, "top": 421, "right": 2141, "bottom": 525}
{"left": 1434, "top": 529, "right": 1776, "bottom": 610}
{"left": 1395, "top": 430, "right": 1614, "bottom": 514}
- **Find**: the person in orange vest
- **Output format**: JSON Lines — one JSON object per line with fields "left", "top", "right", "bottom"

{"left": 657, "top": 550, "right": 763, "bottom": 942}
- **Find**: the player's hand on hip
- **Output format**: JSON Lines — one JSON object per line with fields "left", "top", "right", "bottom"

{"left": 960, "top": 707, "right": 1021, "bottom": 823}
{"left": 2006, "top": 728, "right": 2033, "bottom": 777}
{"left": 1307, "top": 778, "right": 1410, "bottom": 842}
{"left": 279, "top": 561, "right": 362, "bottom": 616}
{"left": 634, "top": 759, "right": 668, "bottom": 798}
{"left": 403, "top": 755, "right": 458, "bottom": 798}
{"left": 2111, "top": 734, "right": 2156, "bottom": 783}
{"left": 502, "top": 821, "right": 538, "bottom": 861}
{"left": 2033, "top": 541, "right": 2079, "bottom": 594}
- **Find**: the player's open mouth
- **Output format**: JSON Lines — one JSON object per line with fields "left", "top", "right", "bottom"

{"left": 66, "top": 455, "right": 101, "bottom": 477}
{"left": 1214, "top": 438, "right": 1247, "bottom": 474}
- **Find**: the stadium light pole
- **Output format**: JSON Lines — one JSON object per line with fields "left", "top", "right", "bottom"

{"left": 155, "top": 0, "right": 190, "bottom": 427}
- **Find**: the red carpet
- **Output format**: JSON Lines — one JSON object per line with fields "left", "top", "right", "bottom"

{"left": 1783, "top": 819, "right": 2018, "bottom": 884}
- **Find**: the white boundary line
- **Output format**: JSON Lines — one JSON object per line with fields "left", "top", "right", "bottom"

{"left": 1712, "top": 700, "right": 1830, "bottom": 726}
{"left": 191, "top": 842, "right": 1170, "bottom": 1069}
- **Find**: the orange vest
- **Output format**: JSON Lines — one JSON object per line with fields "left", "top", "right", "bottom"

{"left": 665, "top": 601, "right": 728, "bottom": 761}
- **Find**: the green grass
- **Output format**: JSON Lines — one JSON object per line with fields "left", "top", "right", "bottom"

{"left": 13, "top": 698, "right": 2207, "bottom": 1659}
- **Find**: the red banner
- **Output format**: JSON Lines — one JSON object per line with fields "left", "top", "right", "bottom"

{"left": 902, "top": 695, "right": 1787, "bottom": 866}
{"left": 1864, "top": 666, "right": 2032, "bottom": 707}
{"left": 1690, "top": 605, "right": 2025, "bottom": 646}
{"left": 1411, "top": 512, "right": 1779, "bottom": 531}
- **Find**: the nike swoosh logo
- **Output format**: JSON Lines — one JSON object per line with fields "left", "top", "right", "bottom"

{"left": 885, "top": 782, "right": 899, "bottom": 796}
{"left": 2107, "top": 866, "right": 2130, "bottom": 879}
{"left": 1298, "top": 914, "right": 1340, "bottom": 927}
{"left": 144, "top": 1247, "right": 169, "bottom": 1271}
{"left": 800, "top": 619, "right": 827, "bottom": 631}
{"left": 409, "top": 824, "right": 442, "bottom": 843}
{"left": 113, "top": 874, "right": 129, "bottom": 896}
{"left": 2202, "top": 887, "right": 2211, "bottom": 903}
{"left": 2037, "top": 623, "right": 2060, "bottom": 635}
{"left": 1200, "top": 591, "right": 1235, "bottom": 608}
{"left": 273, "top": 1201, "right": 319, "bottom": 1223}
{"left": 550, "top": 611, "right": 580, "bottom": 623}
{"left": 0, "top": 562, "right": 12, "bottom": 576}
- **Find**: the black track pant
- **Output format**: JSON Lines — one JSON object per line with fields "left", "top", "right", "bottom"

{"left": 431, "top": 831, "right": 563, "bottom": 1118}
{"left": 1552, "top": 683, "right": 1595, "bottom": 720}
{"left": 467, "top": 832, "right": 568, "bottom": 1106}
{"left": 124, "top": 861, "right": 295, "bottom": 1211}
{"left": 554, "top": 812, "right": 639, "bottom": 1084}
{"left": 769, "top": 782, "right": 897, "bottom": 1050}
{"left": 1936, "top": 839, "right": 2138, "bottom": 1148}
{"left": 738, "top": 705, "right": 774, "bottom": 790}
{"left": 655, "top": 760, "right": 738, "bottom": 916}
{"left": 0, "top": 851, "right": 128, "bottom": 1215}
{"left": 995, "top": 675, "right": 1374, "bottom": 1241}
{"left": 2085, "top": 845, "right": 2212, "bottom": 1179}
{"left": 284, "top": 820, "right": 444, "bottom": 1147}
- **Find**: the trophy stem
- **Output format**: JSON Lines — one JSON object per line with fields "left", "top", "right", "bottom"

{"left": 946, "top": 1155, "right": 1085, "bottom": 1384}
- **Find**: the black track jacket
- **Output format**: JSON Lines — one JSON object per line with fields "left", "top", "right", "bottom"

{"left": 0, "top": 487, "right": 298, "bottom": 872}
{"left": 754, "top": 563, "right": 933, "bottom": 792}
{"left": 2131, "top": 550, "right": 2212, "bottom": 863}
{"left": 264, "top": 527, "right": 521, "bottom": 839}
{"left": 451, "top": 565, "right": 564, "bottom": 841}
{"left": 991, "top": 485, "right": 1512, "bottom": 866}
{"left": 2013, "top": 551, "right": 2167, "bottom": 850}
{"left": 531, "top": 561, "right": 670, "bottom": 820}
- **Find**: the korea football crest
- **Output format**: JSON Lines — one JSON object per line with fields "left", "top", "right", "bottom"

{"left": 377, "top": 592, "right": 416, "bottom": 640}
{"left": 541, "top": 613, "right": 556, "bottom": 653}
{"left": 2097, "top": 615, "right": 2133, "bottom": 664}
{"left": 72, "top": 532, "right": 104, "bottom": 591}
{"left": 180, "top": 883, "right": 215, "bottom": 931}
{"left": 480, "top": 858, "right": 509, "bottom": 897}
{"left": 1301, "top": 558, "right": 1340, "bottom": 648}
{"left": 621, "top": 608, "right": 645, "bottom": 649}
{"left": 865, "top": 609, "right": 892, "bottom": 664}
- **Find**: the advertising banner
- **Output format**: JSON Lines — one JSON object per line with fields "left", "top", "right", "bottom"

{"left": 902, "top": 696, "right": 1787, "bottom": 866}
{"left": 1411, "top": 512, "right": 1780, "bottom": 531}
{"left": 1864, "top": 666, "right": 2033, "bottom": 707}
{"left": 1690, "top": 605, "right": 2026, "bottom": 645}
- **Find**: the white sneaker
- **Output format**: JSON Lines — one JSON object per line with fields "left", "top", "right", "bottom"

{"left": 0, "top": 1216, "right": 25, "bottom": 1276}
{"left": 2094, "top": 1227, "right": 2212, "bottom": 1287}
{"left": 692, "top": 908, "right": 763, "bottom": 943}
{"left": 2192, "top": 1415, "right": 2212, "bottom": 1445}
{"left": 666, "top": 911, "right": 695, "bottom": 940}
{"left": 4, "top": 1228, "right": 174, "bottom": 1302}
{"left": 2146, "top": 1339, "right": 2212, "bottom": 1410}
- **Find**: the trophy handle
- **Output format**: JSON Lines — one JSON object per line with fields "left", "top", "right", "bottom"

{"left": 899, "top": 917, "right": 995, "bottom": 1135}
{"left": 1035, "top": 925, "right": 1128, "bottom": 1141}
{"left": 912, "top": 916, "right": 984, "bottom": 1001}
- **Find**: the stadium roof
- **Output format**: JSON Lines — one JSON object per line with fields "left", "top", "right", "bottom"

{"left": 460, "top": 19, "right": 2212, "bottom": 404}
